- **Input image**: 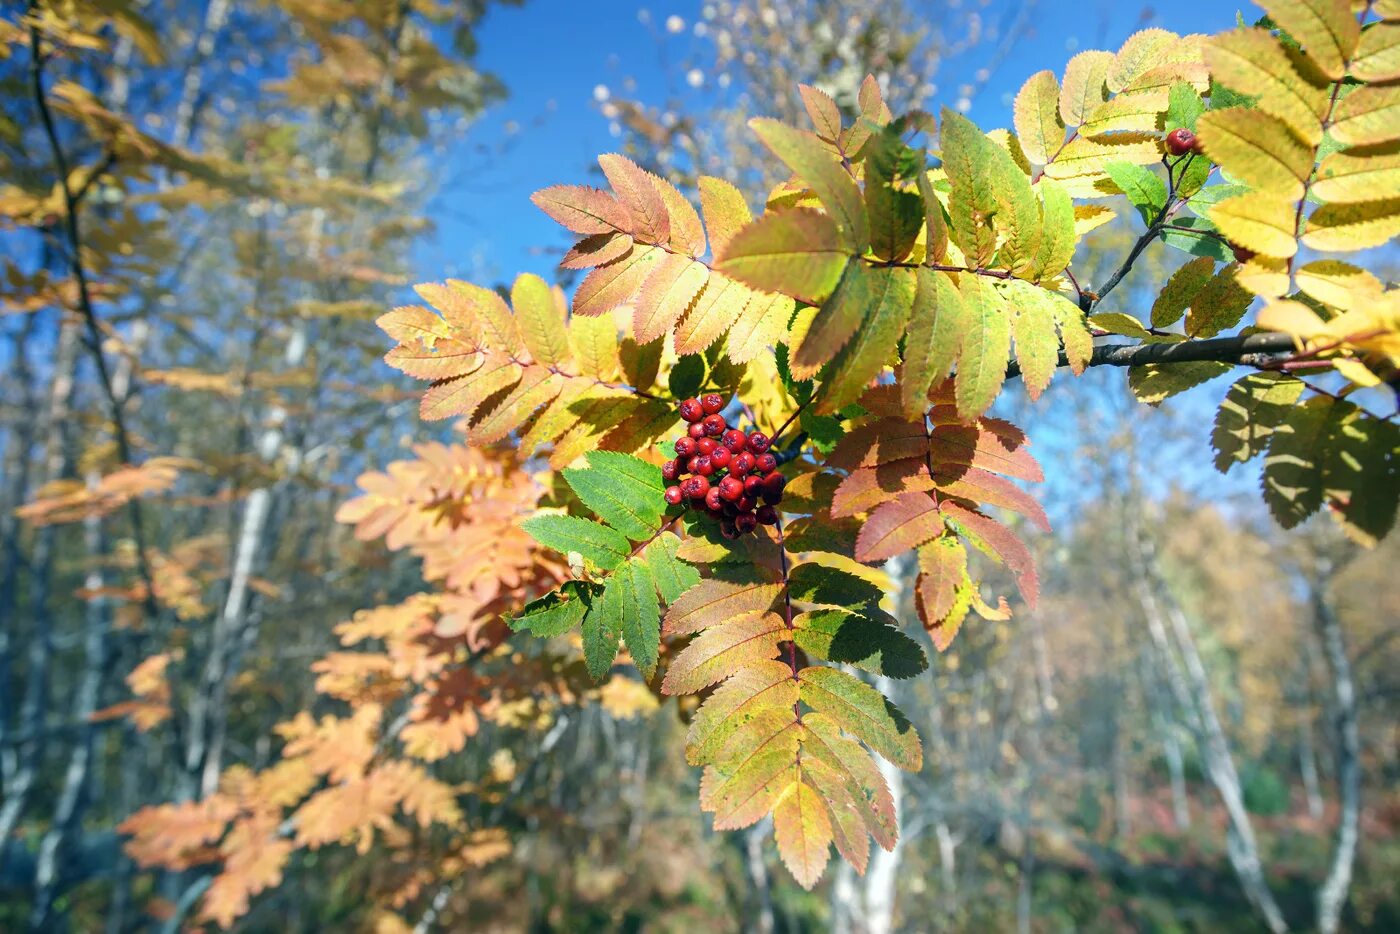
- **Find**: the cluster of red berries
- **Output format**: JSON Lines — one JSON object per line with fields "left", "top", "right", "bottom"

{"left": 662, "top": 393, "right": 786, "bottom": 539}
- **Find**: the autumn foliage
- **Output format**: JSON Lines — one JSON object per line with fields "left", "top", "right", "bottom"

{"left": 11, "top": 0, "right": 1400, "bottom": 927}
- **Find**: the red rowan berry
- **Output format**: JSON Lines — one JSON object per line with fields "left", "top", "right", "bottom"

{"left": 720, "top": 518, "right": 739, "bottom": 539}
{"left": 710, "top": 446, "right": 731, "bottom": 469}
{"left": 681, "top": 475, "right": 710, "bottom": 500}
{"left": 688, "top": 421, "right": 707, "bottom": 440}
{"left": 722, "top": 429, "right": 747, "bottom": 452}
{"left": 664, "top": 486, "right": 684, "bottom": 506}
{"left": 756, "top": 504, "right": 778, "bottom": 525}
{"left": 1165, "top": 127, "right": 1196, "bottom": 156}
{"left": 701, "top": 393, "right": 725, "bottom": 414}
{"left": 662, "top": 460, "right": 680, "bottom": 482}
{"left": 702, "top": 413, "right": 726, "bottom": 437}
{"left": 697, "top": 437, "right": 717, "bottom": 455}
{"left": 718, "top": 475, "right": 744, "bottom": 502}
{"left": 679, "top": 398, "right": 704, "bottom": 422}
{"left": 693, "top": 455, "right": 715, "bottom": 476}
{"left": 743, "top": 474, "right": 764, "bottom": 498}
{"left": 732, "top": 452, "right": 756, "bottom": 475}
{"left": 755, "top": 453, "right": 777, "bottom": 474}
{"left": 761, "top": 470, "right": 786, "bottom": 503}
{"left": 736, "top": 495, "right": 757, "bottom": 513}
{"left": 705, "top": 487, "right": 723, "bottom": 512}
{"left": 735, "top": 511, "right": 758, "bottom": 534}
{"left": 674, "top": 437, "right": 697, "bottom": 458}
{"left": 746, "top": 431, "right": 770, "bottom": 454}
{"left": 1231, "top": 243, "right": 1255, "bottom": 263}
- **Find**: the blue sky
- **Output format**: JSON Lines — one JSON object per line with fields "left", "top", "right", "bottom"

{"left": 419, "top": 0, "right": 1244, "bottom": 285}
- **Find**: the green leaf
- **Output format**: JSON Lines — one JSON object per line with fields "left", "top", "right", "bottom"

{"left": 1166, "top": 81, "right": 1205, "bottom": 132}
{"left": 520, "top": 514, "right": 631, "bottom": 570}
{"left": 1262, "top": 395, "right": 1335, "bottom": 529}
{"left": 1322, "top": 407, "right": 1400, "bottom": 546}
{"left": 789, "top": 259, "right": 867, "bottom": 375}
{"left": 618, "top": 558, "right": 661, "bottom": 678}
{"left": 1151, "top": 256, "right": 1216, "bottom": 328}
{"left": 798, "top": 667, "right": 922, "bottom": 770}
{"left": 1000, "top": 279, "right": 1061, "bottom": 400}
{"left": 786, "top": 562, "right": 883, "bottom": 610}
{"left": 716, "top": 208, "right": 852, "bottom": 305}
{"left": 819, "top": 266, "right": 916, "bottom": 412}
{"left": 954, "top": 274, "right": 1012, "bottom": 421}
{"left": 864, "top": 126, "right": 925, "bottom": 262}
{"left": 1129, "top": 359, "right": 1233, "bottom": 405}
{"left": 563, "top": 451, "right": 666, "bottom": 540}
{"left": 1028, "top": 178, "right": 1076, "bottom": 282}
{"left": 506, "top": 580, "right": 598, "bottom": 636}
{"left": 1185, "top": 265, "right": 1253, "bottom": 338}
{"left": 750, "top": 118, "right": 869, "bottom": 252}
{"left": 1211, "top": 372, "right": 1306, "bottom": 472}
{"left": 1160, "top": 217, "right": 1236, "bottom": 261}
{"left": 901, "top": 268, "right": 965, "bottom": 419}
{"left": 668, "top": 352, "right": 706, "bottom": 400}
{"left": 793, "top": 609, "right": 928, "bottom": 679}
{"left": 638, "top": 532, "right": 699, "bottom": 603}
{"left": 940, "top": 109, "right": 1041, "bottom": 272}
{"left": 583, "top": 572, "right": 626, "bottom": 679}
{"left": 1104, "top": 161, "right": 1167, "bottom": 227}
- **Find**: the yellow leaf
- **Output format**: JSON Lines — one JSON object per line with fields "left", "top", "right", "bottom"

{"left": 1081, "top": 89, "right": 1170, "bottom": 137}
{"left": 1195, "top": 109, "right": 1314, "bottom": 199}
{"left": 1330, "top": 84, "right": 1400, "bottom": 146}
{"left": 1235, "top": 255, "right": 1292, "bottom": 298}
{"left": 511, "top": 273, "right": 570, "bottom": 366}
{"left": 1351, "top": 22, "right": 1400, "bottom": 82}
{"left": 1013, "top": 70, "right": 1065, "bottom": 163}
{"left": 1295, "top": 259, "right": 1384, "bottom": 311}
{"left": 1203, "top": 28, "right": 1328, "bottom": 145}
{"left": 1303, "top": 198, "right": 1400, "bottom": 250}
{"left": 1108, "top": 29, "right": 1181, "bottom": 92}
{"left": 1257, "top": 299, "right": 1327, "bottom": 339}
{"left": 1059, "top": 49, "right": 1114, "bottom": 127}
{"left": 1313, "top": 148, "right": 1400, "bottom": 204}
{"left": 1208, "top": 191, "right": 1300, "bottom": 257}
{"left": 1256, "top": 0, "right": 1360, "bottom": 79}
{"left": 1073, "top": 203, "right": 1116, "bottom": 236}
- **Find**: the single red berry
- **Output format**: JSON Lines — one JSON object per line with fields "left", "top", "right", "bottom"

{"left": 686, "top": 455, "right": 702, "bottom": 474}
{"left": 722, "top": 429, "right": 747, "bottom": 453}
{"left": 720, "top": 518, "right": 739, "bottom": 539}
{"left": 1165, "top": 127, "right": 1196, "bottom": 156}
{"left": 710, "top": 446, "right": 732, "bottom": 469}
{"left": 761, "top": 470, "right": 786, "bottom": 503}
{"left": 682, "top": 475, "right": 710, "bottom": 500}
{"left": 732, "top": 452, "right": 756, "bottom": 475}
{"left": 702, "top": 413, "right": 726, "bottom": 437}
{"left": 701, "top": 393, "right": 725, "bottom": 414}
{"left": 664, "top": 485, "right": 684, "bottom": 506}
{"left": 718, "top": 475, "right": 744, "bottom": 502}
{"left": 662, "top": 460, "right": 680, "bottom": 482}
{"left": 679, "top": 398, "right": 704, "bottom": 422}
{"left": 1231, "top": 243, "right": 1255, "bottom": 264}
{"left": 697, "top": 437, "right": 717, "bottom": 455}
{"left": 737, "top": 495, "right": 758, "bottom": 513}
{"left": 705, "top": 487, "right": 723, "bottom": 512}
{"left": 755, "top": 453, "right": 777, "bottom": 474}
{"left": 675, "top": 437, "right": 697, "bottom": 458}
{"left": 735, "top": 511, "right": 758, "bottom": 534}
{"left": 693, "top": 455, "right": 715, "bottom": 476}
{"left": 745, "top": 432, "right": 770, "bottom": 454}
{"left": 743, "top": 474, "right": 764, "bottom": 498}
{"left": 756, "top": 504, "right": 778, "bottom": 525}
{"left": 688, "top": 421, "right": 707, "bottom": 440}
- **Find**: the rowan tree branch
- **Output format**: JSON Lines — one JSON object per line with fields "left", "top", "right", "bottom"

{"left": 1006, "top": 331, "right": 1298, "bottom": 379}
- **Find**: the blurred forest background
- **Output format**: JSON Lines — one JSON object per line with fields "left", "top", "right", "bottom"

{"left": 2, "top": 0, "right": 1398, "bottom": 930}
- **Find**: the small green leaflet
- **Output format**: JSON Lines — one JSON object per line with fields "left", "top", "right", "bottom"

{"left": 1104, "top": 161, "right": 1166, "bottom": 227}
{"left": 792, "top": 609, "right": 928, "bottom": 679}
{"left": 1160, "top": 216, "right": 1235, "bottom": 261}
{"left": 1166, "top": 81, "right": 1205, "bottom": 131}
{"left": 521, "top": 451, "right": 696, "bottom": 680}
{"left": 1211, "top": 371, "right": 1305, "bottom": 472}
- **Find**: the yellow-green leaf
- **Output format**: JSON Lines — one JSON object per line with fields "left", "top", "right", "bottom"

{"left": 1313, "top": 148, "right": 1400, "bottom": 204}
{"left": 1195, "top": 109, "right": 1314, "bottom": 199}
{"left": 954, "top": 274, "right": 1011, "bottom": 421}
{"left": 1014, "top": 70, "right": 1065, "bottom": 163}
{"left": 511, "top": 273, "right": 570, "bottom": 366}
{"left": 1059, "top": 49, "right": 1114, "bottom": 127}
{"left": 1207, "top": 191, "right": 1300, "bottom": 258}
{"left": 1330, "top": 84, "right": 1400, "bottom": 147}
{"left": 1351, "top": 21, "right": 1400, "bottom": 82}
{"left": 1302, "top": 198, "right": 1400, "bottom": 251}
{"left": 901, "top": 268, "right": 965, "bottom": 419}
{"left": 1203, "top": 28, "right": 1328, "bottom": 145}
{"left": 819, "top": 267, "right": 916, "bottom": 412}
{"left": 750, "top": 117, "right": 868, "bottom": 252}
{"left": 1256, "top": 0, "right": 1360, "bottom": 79}
{"left": 716, "top": 208, "right": 851, "bottom": 305}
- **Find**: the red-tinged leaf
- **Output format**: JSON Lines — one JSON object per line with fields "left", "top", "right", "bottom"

{"left": 634, "top": 253, "right": 708, "bottom": 344}
{"left": 715, "top": 208, "right": 851, "bottom": 305}
{"left": 700, "top": 708, "right": 801, "bottom": 829}
{"left": 416, "top": 280, "right": 523, "bottom": 354}
{"left": 930, "top": 419, "right": 1044, "bottom": 484}
{"left": 663, "top": 578, "right": 783, "bottom": 636}
{"left": 774, "top": 780, "right": 834, "bottom": 890}
{"left": 560, "top": 232, "right": 635, "bottom": 270}
{"left": 599, "top": 153, "right": 671, "bottom": 245}
{"left": 798, "top": 666, "right": 922, "bottom": 770}
{"left": 468, "top": 366, "right": 560, "bottom": 443}
{"left": 662, "top": 612, "right": 787, "bottom": 696}
{"left": 750, "top": 117, "right": 868, "bottom": 252}
{"left": 831, "top": 459, "right": 936, "bottom": 519}
{"left": 802, "top": 711, "right": 897, "bottom": 852}
{"left": 791, "top": 259, "right": 873, "bottom": 375}
{"left": 934, "top": 467, "right": 1051, "bottom": 533}
{"left": 381, "top": 313, "right": 482, "bottom": 381}
{"left": 827, "top": 418, "right": 929, "bottom": 472}
{"left": 801, "top": 757, "right": 871, "bottom": 874}
{"left": 419, "top": 355, "right": 519, "bottom": 422}
{"left": 651, "top": 173, "right": 707, "bottom": 257}
{"left": 940, "top": 501, "right": 1039, "bottom": 608}
{"left": 572, "top": 245, "right": 661, "bottom": 317}
{"left": 917, "top": 536, "right": 967, "bottom": 627}
{"left": 800, "top": 83, "right": 843, "bottom": 140}
{"left": 675, "top": 272, "right": 750, "bottom": 356}
{"left": 531, "top": 184, "right": 631, "bottom": 234}
{"left": 698, "top": 175, "right": 753, "bottom": 257}
{"left": 686, "top": 660, "right": 798, "bottom": 766}
{"left": 855, "top": 492, "right": 943, "bottom": 563}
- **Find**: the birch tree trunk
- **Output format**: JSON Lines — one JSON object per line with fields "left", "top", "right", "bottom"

{"left": 1312, "top": 579, "right": 1359, "bottom": 934}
